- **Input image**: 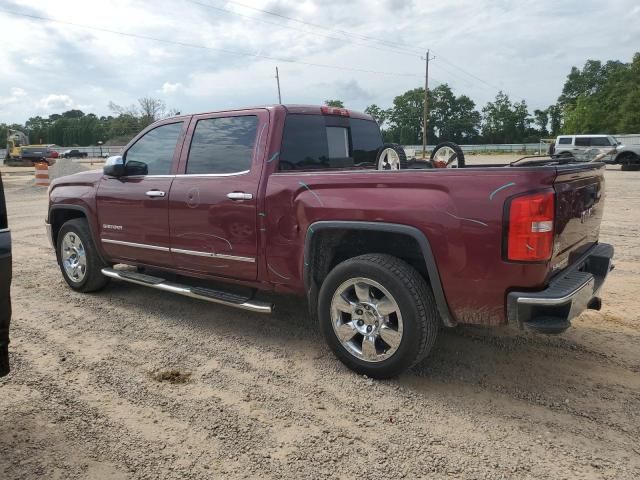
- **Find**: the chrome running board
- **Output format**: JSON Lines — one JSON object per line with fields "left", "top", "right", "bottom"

{"left": 101, "top": 268, "right": 273, "bottom": 314}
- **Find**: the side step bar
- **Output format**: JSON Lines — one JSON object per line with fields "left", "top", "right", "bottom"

{"left": 101, "top": 268, "right": 273, "bottom": 314}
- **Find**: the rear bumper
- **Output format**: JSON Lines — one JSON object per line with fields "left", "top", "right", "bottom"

{"left": 507, "top": 243, "right": 614, "bottom": 333}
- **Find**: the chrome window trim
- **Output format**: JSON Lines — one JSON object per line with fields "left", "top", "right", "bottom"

{"left": 174, "top": 170, "right": 250, "bottom": 178}
{"left": 120, "top": 171, "right": 251, "bottom": 179}
{"left": 121, "top": 175, "right": 176, "bottom": 179}
{"left": 171, "top": 248, "right": 255, "bottom": 263}
{"left": 101, "top": 238, "right": 170, "bottom": 252}
{"left": 0, "top": 228, "right": 10, "bottom": 234}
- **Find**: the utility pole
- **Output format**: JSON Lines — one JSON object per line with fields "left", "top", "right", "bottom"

{"left": 421, "top": 49, "right": 430, "bottom": 159}
{"left": 275, "top": 66, "right": 282, "bottom": 104}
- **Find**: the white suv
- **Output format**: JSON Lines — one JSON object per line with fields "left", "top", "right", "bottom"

{"left": 553, "top": 134, "right": 640, "bottom": 170}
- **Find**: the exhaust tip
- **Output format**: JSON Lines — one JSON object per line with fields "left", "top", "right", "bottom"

{"left": 587, "top": 297, "right": 602, "bottom": 311}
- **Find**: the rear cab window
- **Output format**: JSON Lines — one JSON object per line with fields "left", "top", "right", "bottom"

{"left": 557, "top": 137, "right": 572, "bottom": 145}
{"left": 279, "top": 114, "right": 383, "bottom": 171}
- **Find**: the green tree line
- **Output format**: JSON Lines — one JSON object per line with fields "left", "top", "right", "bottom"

{"left": 358, "top": 52, "right": 639, "bottom": 145}
{"left": 3, "top": 53, "right": 638, "bottom": 147}
{"left": 1, "top": 97, "right": 176, "bottom": 147}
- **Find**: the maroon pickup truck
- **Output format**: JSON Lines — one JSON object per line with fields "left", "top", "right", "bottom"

{"left": 46, "top": 105, "right": 614, "bottom": 378}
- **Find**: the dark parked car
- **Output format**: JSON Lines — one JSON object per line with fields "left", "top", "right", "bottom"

{"left": 0, "top": 172, "right": 11, "bottom": 377}
{"left": 18, "top": 146, "right": 58, "bottom": 165}
{"left": 62, "top": 149, "right": 88, "bottom": 159}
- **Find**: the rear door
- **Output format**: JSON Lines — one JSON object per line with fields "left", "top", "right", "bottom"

{"left": 168, "top": 109, "right": 268, "bottom": 280}
{"left": 573, "top": 137, "right": 592, "bottom": 161}
{"left": 97, "top": 120, "right": 186, "bottom": 267}
{"left": 589, "top": 136, "right": 616, "bottom": 162}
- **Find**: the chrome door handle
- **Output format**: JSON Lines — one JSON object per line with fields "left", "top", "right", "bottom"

{"left": 227, "top": 192, "right": 253, "bottom": 200}
{"left": 145, "top": 190, "right": 166, "bottom": 198}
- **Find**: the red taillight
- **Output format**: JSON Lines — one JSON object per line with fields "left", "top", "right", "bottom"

{"left": 320, "top": 106, "right": 350, "bottom": 117}
{"left": 506, "top": 191, "right": 554, "bottom": 261}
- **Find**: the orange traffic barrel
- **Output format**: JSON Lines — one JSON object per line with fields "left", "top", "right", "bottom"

{"left": 34, "top": 162, "right": 50, "bottom": 187}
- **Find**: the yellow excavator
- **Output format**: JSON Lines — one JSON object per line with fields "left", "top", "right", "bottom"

{"left": 4, "top": 130, "right": 57, "bottom": 166}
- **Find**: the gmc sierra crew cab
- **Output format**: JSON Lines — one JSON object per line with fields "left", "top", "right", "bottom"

{"left": 46, "top": 104, "right": 614, "bottom": 378}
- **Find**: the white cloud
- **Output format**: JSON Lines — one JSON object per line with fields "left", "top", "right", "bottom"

{"left": 160, "top": 82, "right": 183, "bottom": 94}
{"left": 0, "top": 0, "right": 638, "bottom": 123}
{"left": 38, "top": 94, "right": 75, "bottom": 111}
{"left": 0, "top": 87, "right": 28, "bottom": 106}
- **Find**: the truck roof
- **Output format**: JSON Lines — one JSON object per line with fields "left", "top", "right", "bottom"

{"left": 167, "top": 104, "right": 375, "bottom": 122}
{"left": 558, "top": 134, "right": 611, "bottom": 138}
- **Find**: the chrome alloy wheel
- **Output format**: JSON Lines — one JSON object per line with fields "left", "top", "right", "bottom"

{"left": 432, "top": 145, "right": 459, "bottom": 167}
{"left": 330, "top": 277, "right": 403, "bottom": 362}
{"left": 377, "top": 147, "right": 402, "bottom": 170}
{"left": 61, "top": 231, "right": 87, "bottom": 283}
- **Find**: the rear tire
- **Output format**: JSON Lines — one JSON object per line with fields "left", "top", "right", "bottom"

{"left": 376, "top": 143, "right": 407, "bottom": 170}
{"left": 56, "top": 218, "right": 110, "bottom": 292}
{"left": 430, "top": 142, "right": 465, "bottom": 168}
{"left": 619, "top": 153, "right": 640, "bottom": 171}
{"left": 318, "top": 254, "right": 439, "bottom": 378}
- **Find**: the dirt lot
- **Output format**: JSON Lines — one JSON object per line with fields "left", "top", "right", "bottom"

{"left": 1, "top": 164, "right": 639, "bottom": 479}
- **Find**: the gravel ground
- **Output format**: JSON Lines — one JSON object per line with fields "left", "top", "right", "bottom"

{"left": 48, "top": 159, "right": 91, "bottom": 180}
{"left": 1, "top": 166, "right": 639, "bottom": 479}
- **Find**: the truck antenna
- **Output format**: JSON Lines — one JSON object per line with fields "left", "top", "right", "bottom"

{"left": 275, "top": 66, "right": 282, "bottom": 104}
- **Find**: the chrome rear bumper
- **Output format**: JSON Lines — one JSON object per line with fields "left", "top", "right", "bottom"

{"left": 507, "top": 243, "right": 614, "bottom": 333}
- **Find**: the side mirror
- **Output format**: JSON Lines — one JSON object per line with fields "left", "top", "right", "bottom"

{"left": 103, "top": 155, "right": 124, "bottom": 177}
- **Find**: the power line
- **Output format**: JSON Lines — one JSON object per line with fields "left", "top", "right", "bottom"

{"left": 184, "top": 0, "right": 422, "bottom": 59}
{"left": 222, "top": 0, "right": 426, "bottom": 54}
{"left": 214, "top": 0, "right": 513, "bottom": 96}
{"left": 430, "top": 49, "right": 503, "bottom": 91}
{"left": 0, "top": 8, "right": 423, "bottom": 78}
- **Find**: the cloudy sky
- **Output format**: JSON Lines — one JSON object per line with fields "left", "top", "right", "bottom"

{"left": 1, "top": 0, "right": 639, "bottom": 123}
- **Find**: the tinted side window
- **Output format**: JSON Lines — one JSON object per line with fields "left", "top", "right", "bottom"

{"left": 575, "top": 137, "right": 590, "bottom": 147}
{"left": 590, "top": 137, "right": 610, "bottom": 146}
{"left": 125, "top": 122, "right": 183, "bottom": 176}
{"left": 186, "top": 116, "right": 258, "bottom": 174}
{"left": 557, "top": 137, "right": 572, "bottom": 145}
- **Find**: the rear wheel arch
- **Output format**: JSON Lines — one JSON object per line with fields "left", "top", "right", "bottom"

{"left": 616, "top": 151, "right": 639, "bottom": 164}
{"left": 303, "top": 221, "right": 456, "bottom": 327}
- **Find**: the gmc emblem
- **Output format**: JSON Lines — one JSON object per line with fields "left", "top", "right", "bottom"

{"left": 580, "top": 207, "right": 594, "bottom": 223}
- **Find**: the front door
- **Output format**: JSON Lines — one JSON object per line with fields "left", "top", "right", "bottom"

{"left": 97, "top": 120, "right": 186, "bottom": 267}
{"left": 168, "top": 110, "right": 268, "bottom": 281}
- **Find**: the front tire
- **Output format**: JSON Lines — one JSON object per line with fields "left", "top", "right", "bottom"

{"left": 56, "top": 218, "right": 109, "bottom": 292}
{"left": 318, "top": 254, "right": 439, "bottom": 378}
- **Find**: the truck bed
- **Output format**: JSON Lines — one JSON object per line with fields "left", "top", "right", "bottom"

{"left": 264, "top": 162, "right": 606, "bottom": 326}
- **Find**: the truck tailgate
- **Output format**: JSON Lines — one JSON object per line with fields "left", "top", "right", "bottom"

{"left": 551, "top": 163, "right": 605, "bottom": 273}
